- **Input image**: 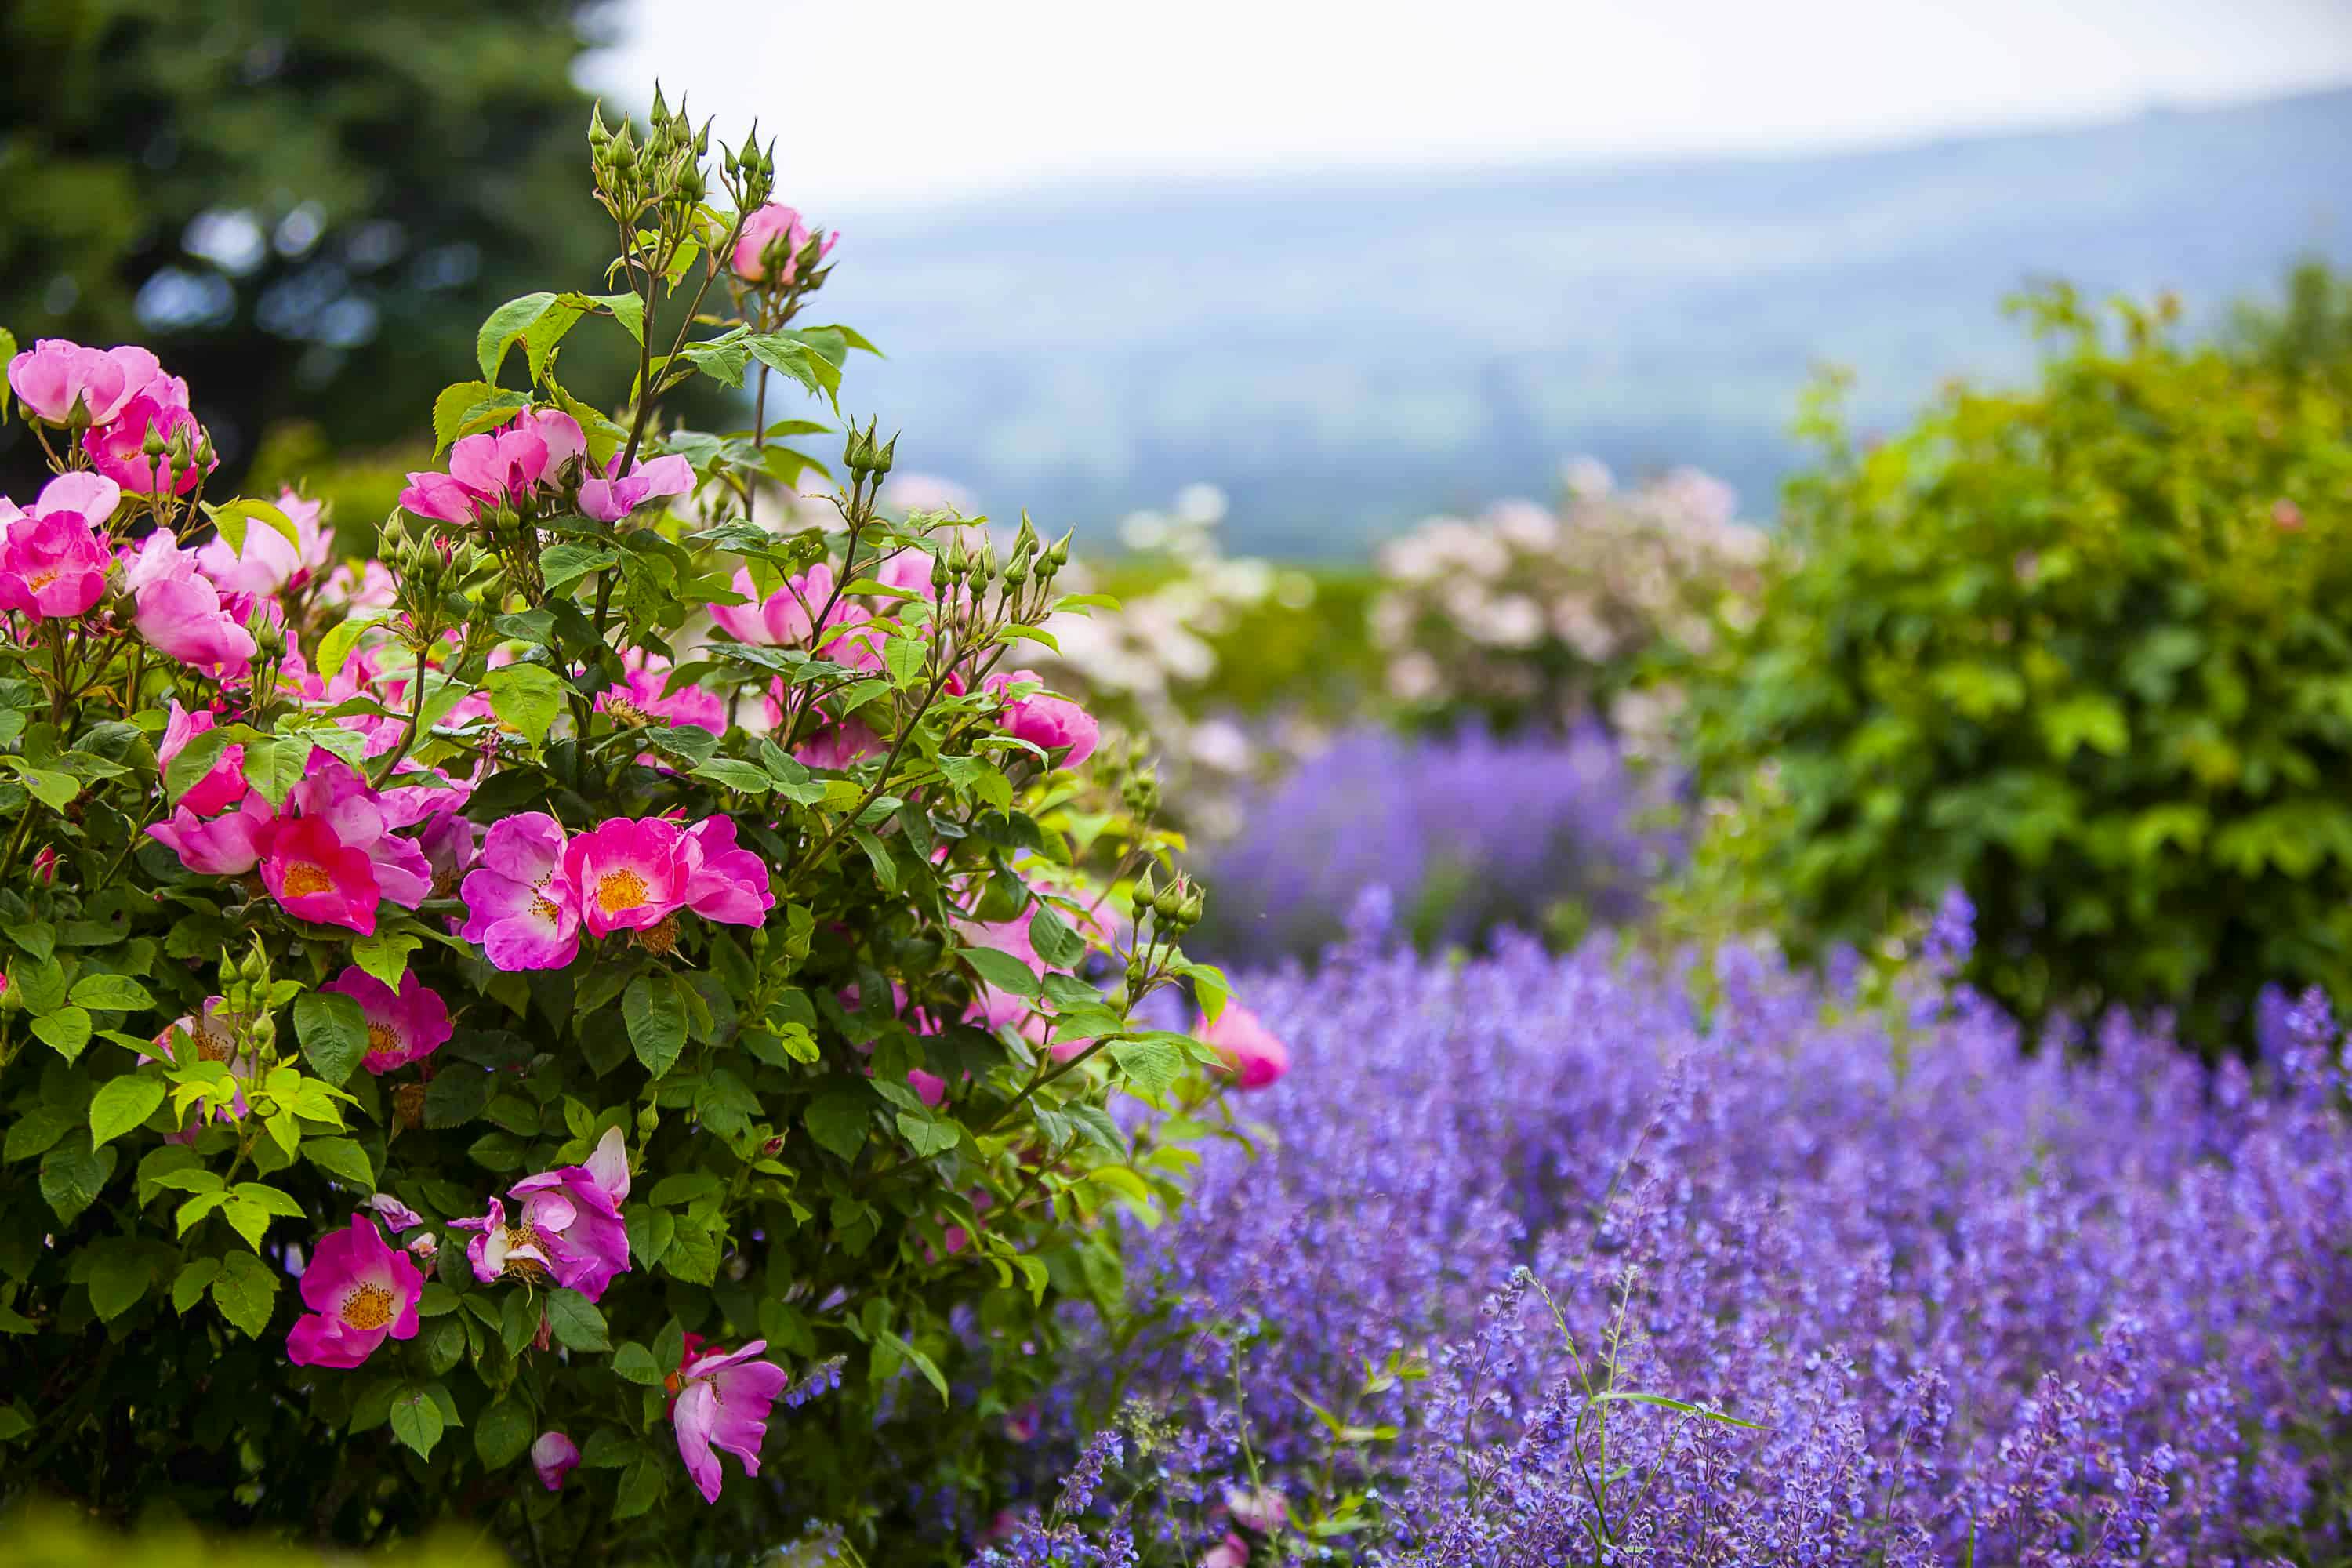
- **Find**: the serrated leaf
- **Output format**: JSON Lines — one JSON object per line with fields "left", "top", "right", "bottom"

{"left": 430, "top": 380, "right": 530, "bottom": 456}
{"left": 31, "top": 1006, "right": 92, "bottom": 1062}
{"left": 804, "top": 1087, "right": 872, "bottom": 1162}
{"left": 38, "top": 1136, "right": 114, "bottom": 1222}
{"left": 85, "top": 1241, "right": 153, "bottom": 1321}
{"left": 623, "top": 975, "right": 686, "bottom": 1078}
{"left": 895, "top": 1112, "right": 960, "bottom": 1158}
{"left": 211, "top": 1250, "right": 278, "bottom": 1338}
{"left": 294, "top": 989, "right": 369, "bottom": 1086}
{"left": 390, "top": 1385, "right": 446, "bottom": 1459}
{"left": 474, "top": 1396, "right": 535, "bottom": 1469}
{"left": 613, "top": 1456, "right": 665, "bottom": 1519}
{"left": 89, "top": 1075, "right": 165, "bottom": 1149}
{"left": 69, "top": 973, "right": 154, "bottom": 1011}
{"left": 172, "top": 1257, "right": 221, "bottom": 1313}
{"left": 542, "top": 1288, "right": 609, "bottom": 1352}
{"left": 612, "top": 1341, "right": 667, "bottom": 1385}
{"left": 486, "top": 662, "right": 564, "bottom": 746}
{"left": 315, "top": 610, "right": 390, "bottom": 681}
{"left": 303, "top": 1136, "right": 376, "bottom": 1189}
{"left": 351, "top": 930, "right": 421, "bottom": 991}
{"left": 477, "top": 291, "right": 559, "bottom": 382}
{"left": 963, "top": 946, "right": 1041, "bottom": 998}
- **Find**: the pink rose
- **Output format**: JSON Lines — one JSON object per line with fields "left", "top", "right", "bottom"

{"left": 670, "top": 1336, "right": 790, "bottom": 1502}
{"left": 285, "top": 1214, "right": 423, "bottom": 1370}
{"left": 5, "top": 339, "right": 160, "bottom": 426}
{"left": 982, "top": 669, "right": 1099, "bottom": 769}
{"left": 1201, "top": 1004, "right": 1290, "bottom": 1090}
{"left": 319, "top": 965, "right": 452, "bottom": 1075}
{"left": 731, "top": 203, "right": 836, "bottom": 285}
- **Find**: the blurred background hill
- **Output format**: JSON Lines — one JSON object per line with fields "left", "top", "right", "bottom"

{"left": 813, "top": 85, "right": 2352, "bottom": 554}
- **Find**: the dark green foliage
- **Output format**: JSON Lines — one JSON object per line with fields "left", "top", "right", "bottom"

{"left": 0, "top": 0, "right": 633, "bottom": 492}
{"left": 1678, "top": 275, "right": 2352, "bottom": 1044}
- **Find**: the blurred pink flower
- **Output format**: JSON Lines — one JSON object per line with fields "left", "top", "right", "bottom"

{"left": 983, "top": 669, "right": 1099, "bottom": 768}
{"left": 532, "top": 1432, "right": 580, "bottom": 1491}
{"left": 1201, "top": 1004, "right": 1290, "bottom": 1090}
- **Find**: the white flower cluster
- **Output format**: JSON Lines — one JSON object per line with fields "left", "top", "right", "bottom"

{"left": 1371, "top": 457, "right": 1766, "bottom": 744}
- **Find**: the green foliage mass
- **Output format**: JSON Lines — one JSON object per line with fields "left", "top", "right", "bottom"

{"left": 0, "top": 0, "right": 647, "bottom": 494}
{"left": 1676, "top": 276, "right": 2352, "bottom": 1044}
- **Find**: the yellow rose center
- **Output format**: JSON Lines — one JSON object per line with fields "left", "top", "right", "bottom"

{"left": 532, "top": 894, "right": 562, "bottom": 924}
{"left": 341, "top": 1283, "right": 395, "bottom": 1330}
{"left": 605, "top": 695, "right": 649, "bottom": 726}
{"left": 596, "top": 869, "right": 648, "bottom": 914}
{"left": 500, "top": 1224, "right": 550, "bottom": 1280}
{"left": 366, "top": 1022, "right": 401, "bottom": 1055}
{"left": 282, "top": 863, "right": 334, "bottom": 897}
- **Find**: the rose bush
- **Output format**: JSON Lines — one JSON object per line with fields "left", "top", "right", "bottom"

{"left": 0, "top": 89, "right": 1242, "bottom": 1562}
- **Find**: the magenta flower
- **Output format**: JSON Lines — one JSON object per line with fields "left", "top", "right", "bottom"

{"left": 285, "top": 1214, "right": 423, "bottom": 1370}
{"left": 399, "top": 408, "right": 584, "bottom": 523}
{"left": 147, "top": 791, "right": 274, "bottom": 876}
{"left": 285, "top": 757, "right": 434, "bottom": 909}
{"left": 578, "top": 450, "right": 695, "bottom": 523}
{"left": 1203, "top": 1534, "right": 1250, "bottom": 1568}
{"left": 681, "top": 816, "right": 774, "bottom": 926}
{"left": 260, "top": 815, "right": 382, "bottom": 934}
{"left": 453, "top": 1128, "right": 633, "bottom": 1301}
{"left": 562, "top": 816, "right": 688, "bottom": 938}
{"left": 670, "top": 1335, "right": 790, "bottom": 1502}
{"left": 1201, "top": 1004, "right": 1290, "bottom": 1090}
{"left": 460, "top": 812, "right": 582, "bottom": 971}
{"left": 710, "top": 563, "right": 832, "bottom": 646}
{"left": 158, "top": 700, "right": 247, "bottom": 818}
{"left": 532, "top": 1431, "right": 581, "bottom": 1491}
{"left": 319, "top": 965, "right": 452, "bottom": 1075}
{"left": 85, "top": 385, "right": 212, "bottom": 495}
{"left": 0, "top": 508, "right": 113, "bottom": 620}
{"left": 365, "top": 1192, "right": 426, "bottom": 1232}
{"left": 730, "top": 202, "right": 835, "bottom": 285}
{"left": 983, "top": 669, "right": 1100, "bottom": 769}
{"left": 5, "top": 339, "right": 159, "bottom": 426}
{"left": 122, "top": 528, "right": 258, "bottom": 675}
{"left": 793, "top": 713, "right": 884, "bottom": 771}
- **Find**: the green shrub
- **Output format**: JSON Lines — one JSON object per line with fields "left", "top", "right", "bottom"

{"left": 1675, "top": 280, "right": 2352, "bottom": 1043}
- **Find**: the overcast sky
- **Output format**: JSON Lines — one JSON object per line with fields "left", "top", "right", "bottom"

{"left": 583, "top": 0, "right": 2352, "bottom": 212}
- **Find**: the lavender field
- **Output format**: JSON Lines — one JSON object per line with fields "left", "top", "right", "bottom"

{"left": 985, "top": 899, "right": 2352, "bottom": 1564}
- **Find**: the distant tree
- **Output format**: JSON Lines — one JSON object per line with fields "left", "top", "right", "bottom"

{"left": 2230, "top": 256, "right": 2352, "bottom": 390}
{"left": 0, "top": 0, "right": 644, "bottom": 493}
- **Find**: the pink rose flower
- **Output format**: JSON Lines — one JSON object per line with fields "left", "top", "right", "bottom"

{"left": 730, "top": 203, "right": 834, "bottom": 285}
{"left": 670, "top": 1335, "right": 790, "bottom": 1502}
{"left": 147, "top": 791, "right": 274, "bottom": 876}
{"left": 158, "top": 700, "right": 247, "bottom": 818}
{"left": 710, "top": 563, "right": 836, "bottom": 646}
{"left": 562, "top": 816, "right": 689, "bottom": 938}
{"left": 452, "top": 1128, "right": 633, "bottom": 1301}
{"left": 285, "top": 757, "right": 434, "bottom": 909}
{"left": 793, "top": 713, "right": 884, "bottom": 771}
{"left": 0, "top": 497, "right": 114, "bottom": 619}
{"left": 1201, "top": 1004, "right": 1290, "bottom": 1090}
{"left": 124, "top": 528, "right": 258, "bottom": 675}
{"left": 680, "top": 815, "right": 775, "bottom": 926}
{"left": 319, "top": 965, "right": 452, "bottom": 1075}
{"left": 365, "top": 1192, "right": 426, "bottom": 1232}
{"left": 982, "top": 670, "right": 1099, "bottom": 769}
{"left": 578, "top": 450, "right": 695, "bottom": 523}
{"left": 1203, "top": 1534, "right": 1250, "bottom": 1568}
{"left": 260, "top": 815, "right": 383, "bottom": 934}
{"left": 532, "top": 1432, "right": 581, "bottom": 1491}
{"left": 6, "top": 339, "right": 159, "bottom": 426}
{"left": 85, "top": 383, "right": 213, "bottom": 495}
{"left": 0, "top": 469, "right": 119, "bottom": 544}
{"left": 1226, "top": 1484, "right": 1288, "bottom": 1532}
{"left": 460, "top": 812, "right": 583, "bottom": 971}
{"left": 285, "top": 1214, "right": 423, "bottom": 1370}
{"left": 400, "top": 408, "right": 585, "bottom": 523}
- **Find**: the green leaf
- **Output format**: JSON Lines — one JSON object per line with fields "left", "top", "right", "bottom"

{"left": 805, "top": 1087, "right": 873, "bottom": 1162}
{"left": 314, "top": 611, "right": 390, "bottom": 681}
{"left": 210, "top": 1250, "right": 278, "bottom": 1338}
{"left": 294, "top": 990, "right": 370, "bottom": 1086}
{"left": 692, "top": 757, "right": 774, "bottom": 794}
{"left": 10, "top": 956, "right": 67, "bottom": 1014}
{"left": 476, "top": 291, "right": 560, "bottom": 381}
{"left": 613, "top": 1456, "right": 665, "bottom": 1519}
{"left": 623, "top": 975, "right": 687, "bottom": 1078}
{"left": 390, "top": 1385, "right": 446, "bottom": 1459}
{"left": 895, "top": 1112, "right": 960, "bottom": 1158}
{"left": 85, "top": 1241, "right": 153, "bottom": 1321}
{"left": 876, "top": 1329, "right": 950, "bottom": 1405}
{"left": 69, "top": 973, "right": 154, "bottom": 1012}
{"left": 303, "top": 1135, "right": 376, "bottom": 1189}
{"left": 205, "top": 496, "right": 299, "bottom": 556}
{"left": 5, "top": 761, "right": 80, "bottom": 810}
{"left": 430, "top": 380, "right": 530, "bottom": 456}
{"left": 31, "top": 1006, "right": 92, "bottom": 1062}
{"left": 88, "top": 1075, "right": 165, "bottom": 1149}
{"left": 1029, "top": 906, "right": 1089, "bottom": 969}
{"left": 238, "top": 735, "right": 311, "bottom": 811}
{"left": 172, "top": 1257, "right": 221, "bottom": 1314}
{"left": 612, "top": 1341, "right": 667, "bottom": 1385}
{"left": 542, "top": 1288, "right": 609, "bottom": 1353}
{"left": 474, "top": 1397, "right": 535, "bottom": 1470}
{"left": 1110, "top": 1037, "right": 1184, "bottom": 1098}
{"left": 486, "top": 662, "right": 565, "bottom": 746}
{"left": 963, "top": 946, "right": 1040, "bottom": 998}
{"left": 351, "top": 930, "right": 422, "bottom": 991}
{"left": 5, "top": 1103, "right": 78, "bottom": 1163}
{"left": 541, "top": 542, "right": 619, "bottom": 593}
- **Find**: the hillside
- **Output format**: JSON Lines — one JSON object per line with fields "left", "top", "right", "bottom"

{"left": 817, "top": 85, "right": 2352, "bottom": 556}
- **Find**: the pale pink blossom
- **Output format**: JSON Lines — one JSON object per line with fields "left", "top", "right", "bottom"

{"left": 982, "top": 669, "right": 1099, "bottom": 768}
{"left": 578, "top": 451, "right": 695, "bottom": 523}
{"left": 5, "top": 339, "right": 159, "bottom": 426}
{"left": 670, "top": 1336, "right": 789, "bottom": 1502}
{"left": 532, "top": 1432, "right": 581, "bottom": 1491}
{"left": 730, "top": 203, "right": 835, "bottom": 285}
